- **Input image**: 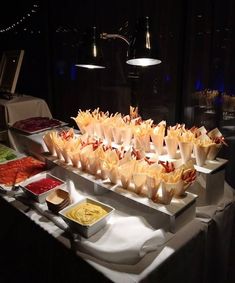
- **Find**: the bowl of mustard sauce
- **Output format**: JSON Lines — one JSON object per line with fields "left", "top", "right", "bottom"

{"left": 59, "top": 198, "right": 114, "bottom": 237}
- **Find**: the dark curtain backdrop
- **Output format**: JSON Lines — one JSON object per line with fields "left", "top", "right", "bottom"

{"left": 0, "top": 0, "right": 234, "bottom": 129}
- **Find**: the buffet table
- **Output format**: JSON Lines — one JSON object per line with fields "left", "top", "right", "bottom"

{"left": 1, "top": 129, "right": 235, "bottom": 283}
{"left": 0, "top": 176, "right": 234, "bottom": 283}
{"left": 0, "top": 95, "right": 52, "bottom": 129}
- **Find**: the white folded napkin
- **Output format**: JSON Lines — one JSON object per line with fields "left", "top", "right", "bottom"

{"left": 75, "top": 213, "right": 172, "bottom": 265}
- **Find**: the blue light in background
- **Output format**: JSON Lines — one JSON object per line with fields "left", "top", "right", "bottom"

{"left": 195, "top": 79, "right": 203, "bottom": 91}
{"left": 213, "top": 78, "right": 224, "bottom": 92}
{"left": 70, "top": 64, "right": 77, "bottom": 80}
{"left": 165, "top": 74, "right": 171, "bottom": 82}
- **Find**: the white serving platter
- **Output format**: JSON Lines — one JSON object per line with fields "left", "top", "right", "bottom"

{"left": 8, "top": 119, "right": 68, "bottom": 135}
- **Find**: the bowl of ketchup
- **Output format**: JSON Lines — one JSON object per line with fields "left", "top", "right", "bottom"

{"left": 20, "top": 173, "right": 65, "bottom": 203}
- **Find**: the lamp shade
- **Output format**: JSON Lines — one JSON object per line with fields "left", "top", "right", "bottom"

{"left": 127, "top": 17, "right": 161, "bottom": 67}
{"left": 75, "top": 26, "right": 106, "bottom": 69}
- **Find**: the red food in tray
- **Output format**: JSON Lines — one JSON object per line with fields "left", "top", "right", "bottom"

{"left": 0, "top": 156, "right": 46, "bottom": 186}
{"left": 25, "top": 178, "right": 63, "bottom": 195}
{"left": 12, "top": 117, "right": 61, "bottom": 133}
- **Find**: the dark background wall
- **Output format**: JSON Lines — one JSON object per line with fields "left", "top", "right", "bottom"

{"left": 0, "top": 0, "right": 234, "bottom": 129}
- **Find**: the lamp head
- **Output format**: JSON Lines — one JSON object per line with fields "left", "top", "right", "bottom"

{"left": 127, "top": 16, "right": 161, "bottom": 67}
{"left": 75, "top": 26, "right": 106, "bottom": 69}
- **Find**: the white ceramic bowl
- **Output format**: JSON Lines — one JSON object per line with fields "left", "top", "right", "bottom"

{"left": 20, "top": 172, "right": 65, "bottom": 203}
{"left": 59, "top": 197, "right": 114, "bottom": 238}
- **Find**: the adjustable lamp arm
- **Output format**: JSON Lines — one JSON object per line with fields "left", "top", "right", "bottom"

{"left": 100, "top": 33, "right": 130, "bottom": 46}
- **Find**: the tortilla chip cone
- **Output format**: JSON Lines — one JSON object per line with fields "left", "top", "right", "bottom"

{"left": 207, "top": 143, "right": 222, "bottom": 160}
{"left": 164, "top": 137, "right": 178, "bottom": 159}
{"left": 193, "top": 144, "right": 209, "bottom": 166}
{"left": 179, "top": 141, "right": 193, "bottom": 164}
{"left": 151, "top": 134, "right": 164, "bottom": 155}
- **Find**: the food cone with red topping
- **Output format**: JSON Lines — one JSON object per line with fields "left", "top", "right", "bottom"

{"left": 164, "top": 137, "right": 178, "bottom": 159}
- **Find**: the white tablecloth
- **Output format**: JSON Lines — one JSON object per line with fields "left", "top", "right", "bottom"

{"left": 0, "top": 94, "right": 52, "bottom": 126}
{"left": 2, "top": 131, "right": 235, "bottom": 282}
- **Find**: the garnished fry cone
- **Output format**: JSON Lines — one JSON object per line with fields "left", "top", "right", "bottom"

{"left": 207, "top": 143, "right": 222, "bottom": 160}
{"left": 179, "top": 141, "right": 193, "bottom": 164}
{"left": 164, "top": 137, "right": 178, "bottom": 159}
{"left": 154, "top": 182, "right": 174, "bottom": 205}
{"left": 132, "top": 173, "right": 147, "bottom": 195}
{"left": 194, "top": 144, "right": 209, "bottom": 166}
{"left": 151, "top": 134, "right": 164, "bottom": 155}
{"left": 146, "top": 176, "right": 160, "bottom": 199}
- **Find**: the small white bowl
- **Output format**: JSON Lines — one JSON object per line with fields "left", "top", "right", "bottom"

{"left": 59, "top": 198, "right": 114, "bottom": 238}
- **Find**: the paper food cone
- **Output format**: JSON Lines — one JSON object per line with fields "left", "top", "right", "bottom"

{"left": 207, "top": 143, "right": 222, "bottom": 160}
{"left": 132, "top": 173, "right": 147, "bottom": 195}
{"left": 87, "top": 156, "right": 99, "bottom": 175}
{"left": 102, "top": 124, "right": 113, "bottom": 144}
{"left": 164, "top": 137, "right": 178, "bottom": 159}
{"left": 154, "top": 183, "right": 174, "bottom": 205}
{"left": 120, "top": 175, "right": 130, "bottom": 189}
{"left": 70, "top": 152, "right": 80, "bottom": 168}
{"left": 55, "top": 145, "right": 64, "bottom": 161}
{"left": 99, "top": 167, "right": 109, "bottom": 180}
{"left": 43, "top": 139, "right": 56, "bottom": 156}
{"left": 151, "top": 134, "right": 164, "bottom": 155}
{"left": 118, "top": 166, "right": 132, "bottom": 189}
{"left": 193, "top": 144, "right": 209, "bottom": 166}
{"left": 76, "top": 122, "right": 86, "bottom": 134}
{"left": 121, "top": 128, "right": 133, "bottom": 147}
{"left": 79, "top": 154, "right": 88, "bottom": 171}
{"left": 107, "top": 167, "right": 119, "bottom": 184}
{"left": 163, "top": 180, "right": 185, "bottom": 197}
{"left": 146, "top": 176, "right": 160, "bottom": 199}
{"left": 61, "top": 148, "right": 71, "bottom": 164}
{"left": 134, "top": 135, "right": 151, "bottom": 152}
{"left": 179, "top": 141, "right": 193, "bottom": 164}
{"left": 93, "top": 123, "right": 104, "bottom": 139}
{"left": 112, "top": 128, "right": 122, "bottom": 144}
{"left": 84, "top": 123, "right": 94, "bottom": 137}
